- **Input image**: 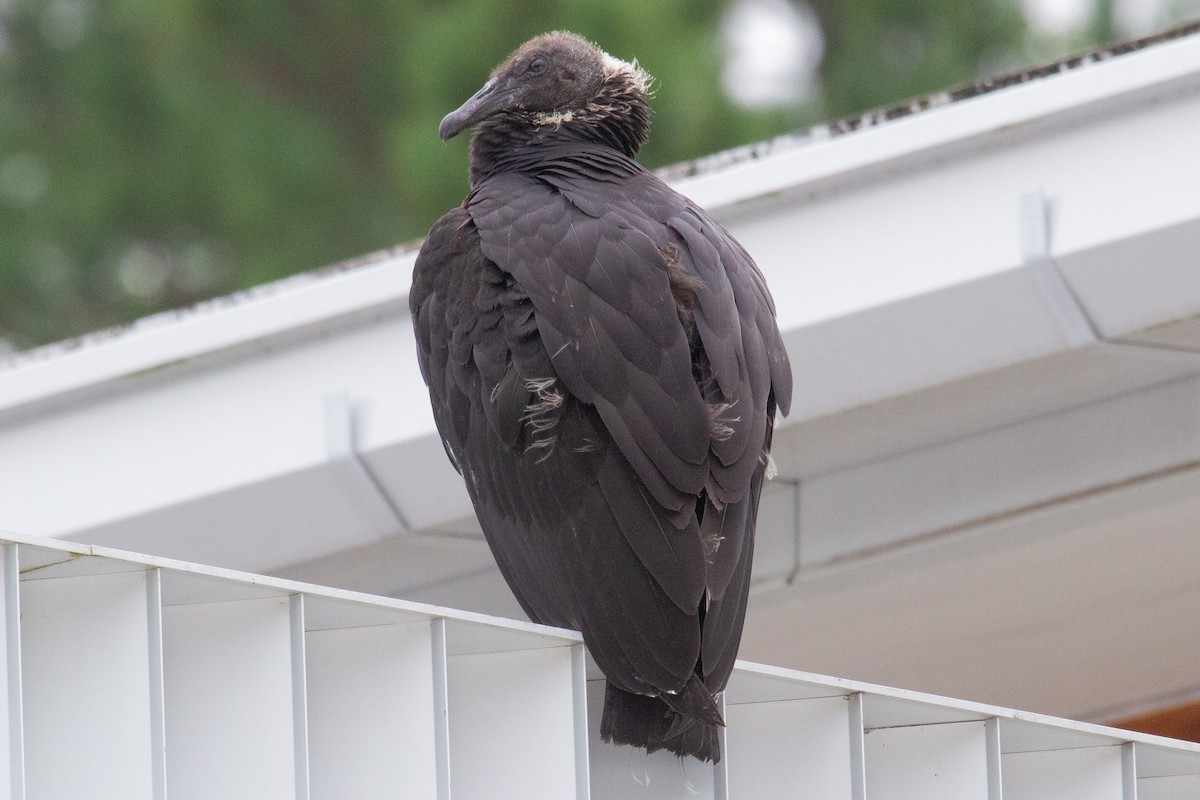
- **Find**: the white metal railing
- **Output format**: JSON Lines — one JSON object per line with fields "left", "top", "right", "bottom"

{"left": 2, "top": 531, "right": 1198, "bottom": 799}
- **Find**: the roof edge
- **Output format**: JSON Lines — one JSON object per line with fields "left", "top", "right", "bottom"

{"left": 659, "top": 19, "right": 1200, "bottom": 185}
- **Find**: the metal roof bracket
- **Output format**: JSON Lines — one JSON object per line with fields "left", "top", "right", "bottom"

{"left": 323, "top": 391, "right": 410, "bottom": 538}
{"left": 1020, "top": 190, "right": 1101, "bottom": 349}
{"left": 1022, "top": 190, "right": 1200, "bottom": 364}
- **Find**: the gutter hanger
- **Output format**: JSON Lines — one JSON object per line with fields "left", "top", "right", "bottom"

{"left": 1020, "top": 191, "right": 1200, "bottom": 363}
{"left": 323, "top": 392, "right": 410, "bottom": 537}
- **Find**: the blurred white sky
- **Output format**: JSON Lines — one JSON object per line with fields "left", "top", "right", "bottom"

{"left": 721, "top": 0, "right": 824, "bottom": 107}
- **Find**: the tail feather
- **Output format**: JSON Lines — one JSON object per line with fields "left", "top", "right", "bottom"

{"left": 599, "top": 677, "right": 724, "bottom": 763}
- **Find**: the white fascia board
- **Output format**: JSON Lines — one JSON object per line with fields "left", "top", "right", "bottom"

{"left": 7, "top": 525, "right": 1199, "bottom": 757}
{"left": 9, "top": 527, "right": 1199, "bottom": 782}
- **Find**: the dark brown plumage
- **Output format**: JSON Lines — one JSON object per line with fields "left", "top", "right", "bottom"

{"left": 410, "top": 31, "right": 792, "bottom": 762}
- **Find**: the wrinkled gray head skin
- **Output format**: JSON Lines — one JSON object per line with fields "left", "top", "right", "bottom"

{"left": 439, "top": 31, "right": 650, "bottom": 141}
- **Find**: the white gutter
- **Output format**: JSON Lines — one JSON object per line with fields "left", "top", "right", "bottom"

{"left": 0, "top": 249, "right": 412, "bottom": 422}
{"left": 674, "top": 28, "right": 1200, "bottom": 212}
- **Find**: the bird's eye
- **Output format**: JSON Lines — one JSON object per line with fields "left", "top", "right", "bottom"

{"left": 528, "top": 57, "right": 548, "bottom": 74}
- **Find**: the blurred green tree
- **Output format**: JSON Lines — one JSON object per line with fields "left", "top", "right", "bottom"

{"left": 0, "top": 0, "right": 1192, "bottom": 349}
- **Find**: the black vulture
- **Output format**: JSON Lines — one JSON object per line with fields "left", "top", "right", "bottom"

{"left": 410, "top": 31, "right": 792, "bottom": 763}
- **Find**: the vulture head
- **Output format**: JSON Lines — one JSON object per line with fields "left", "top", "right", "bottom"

{"left": 440, "top": 32, "right": 653, "bottom": 169}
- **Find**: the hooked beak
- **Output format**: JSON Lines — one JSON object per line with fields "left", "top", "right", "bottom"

{"left": 439, "top": 77, "right": 507, "bottom": 141}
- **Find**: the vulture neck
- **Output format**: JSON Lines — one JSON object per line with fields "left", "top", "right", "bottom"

{"left": 468, "top": 74, "right": 651, "bottom": 186}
